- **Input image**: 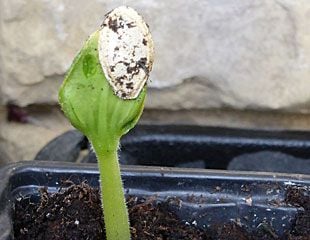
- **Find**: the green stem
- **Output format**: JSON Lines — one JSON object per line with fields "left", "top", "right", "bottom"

{"left": 94, "top": 140, "right": 131, "bottom": 240}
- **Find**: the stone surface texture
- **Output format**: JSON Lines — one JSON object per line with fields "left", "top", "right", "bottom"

{"left": 0, "top": 106, "right": 72, "bottom": 165}
{"left": 0, "top": 0, "right": 310, "bottom": 164}
{"left": 0, "top": 0, "right": 309, "bottom": 111}
{"left": 2, "top": 106, "right": 310, "bottom": 165}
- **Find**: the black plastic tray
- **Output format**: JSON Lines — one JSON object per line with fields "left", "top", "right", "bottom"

{"left": 0, "top": 161, "right": 309, "bottom": 239}
{"left": 35, "top": 125, "right": 310, "bottom": 174}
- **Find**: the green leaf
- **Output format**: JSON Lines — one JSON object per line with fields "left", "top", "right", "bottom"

{"left": 59, "top": 30, "right": 146, "bottom": 150}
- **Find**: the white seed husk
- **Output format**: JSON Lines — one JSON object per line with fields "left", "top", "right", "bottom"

{"left": 98, "top": 6, "right": 154, "bottom": 100}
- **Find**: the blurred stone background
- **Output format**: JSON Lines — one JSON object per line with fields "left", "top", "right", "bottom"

{"left": 0, "top": 0, "right": 309, "bottom": 164}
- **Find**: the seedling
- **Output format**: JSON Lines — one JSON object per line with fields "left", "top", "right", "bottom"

{"left": 58, "top": 6, "right": 154, "bottom": 240}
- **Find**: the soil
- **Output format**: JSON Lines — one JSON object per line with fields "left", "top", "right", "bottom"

{"left": 13, "top": 182, "right": 309, "bottom": 240}
{"left": 285, "top": 185, "right": 310, "bottom": 240}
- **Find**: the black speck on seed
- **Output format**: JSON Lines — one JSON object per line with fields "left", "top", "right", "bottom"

{"left": 119, "top": 61, "right": 130, "bottom": 67}
{"left": 137, "top": 58, "right": 149, "bottom": 75}
{"left": 127, "top": 66, "right": 137, "bottom": 74}
{"left": 121, "top": 92, "right": 127, "bottom": 98}
{"left": 142, "top": 39, "right": 147, "bottom": 46}
{"left": 114, "top": 47, "right": 119, "bottom": 51}
{"left": 108, "top": 17, "right": 118, "bottom": 33}
{"left": 139, "top": 57, "right": 147, "bottom": 65}
{"left": 137, "top": 58, "right": 147, "bottom": 68}
{"left": 126, "top": 82, "right": 134, "bottom": 90}
{"left": 116, "top": 77, "right": 125, "bottom": 86}
{"left": 127, "top": 22, "right": 135, "bottom": 28}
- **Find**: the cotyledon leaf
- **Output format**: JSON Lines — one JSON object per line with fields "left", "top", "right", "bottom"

{"left": 59, "top": 30, "right": 147, "bottom": 148}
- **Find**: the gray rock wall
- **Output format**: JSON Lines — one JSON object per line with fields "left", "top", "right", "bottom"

{"left": 0, "top": 0, "right": 310, "bottom": 164}
{"left": 0, "top": 0, "right": 309, "bottom": 111}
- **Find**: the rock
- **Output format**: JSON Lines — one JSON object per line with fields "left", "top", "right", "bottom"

{"left": 0, "top": 106, "right": 72, "bottom": 165}
{"left": 0, "top": 0, "right": 107, "bottom": 105}
{"left": 0, "top": 0, "right": 309, "bottom": 112}
{"left": 144, "top": 0, "right": 310, "bottom": 111}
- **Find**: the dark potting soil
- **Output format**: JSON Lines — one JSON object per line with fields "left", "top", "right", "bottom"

{"left": 13, "top": 182, "right": 309, "bottom": 240}
{"left": 285, "top": 185, "right": 310, "bottom": 239}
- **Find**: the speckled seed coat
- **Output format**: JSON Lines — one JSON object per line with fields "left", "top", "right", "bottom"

{"left": 98, "top": 6, "right": 154, "bottom": 100}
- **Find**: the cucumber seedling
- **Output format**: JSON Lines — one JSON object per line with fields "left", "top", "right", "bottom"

{"left": 58, "top": 6, "right": 154, "bottom": 240}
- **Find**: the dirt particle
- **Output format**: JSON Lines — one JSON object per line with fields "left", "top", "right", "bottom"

{"left": 126, "top": 82, "right": 134, "bottom": 90}
{"left": 108, "top": 17, "right": 118, "bottom": 33}
{"left": 127, "top": 22, "right": 135, "bottom": 28}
